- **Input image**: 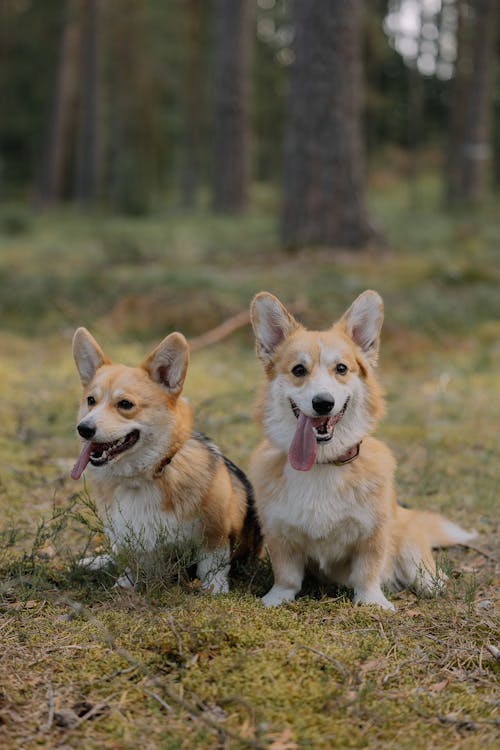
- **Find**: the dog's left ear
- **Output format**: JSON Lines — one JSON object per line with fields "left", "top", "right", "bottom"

{"left": 142, "top": 332, "right": 189, "bottom": 396}
{"left": 251, "top": 292, "right": 300, "bottom": 365}
{"left": 73, "top": 327, "right": 111, "bottom": 386}
{"left": 340, "top": 290, "right": 384, "bottom": 366}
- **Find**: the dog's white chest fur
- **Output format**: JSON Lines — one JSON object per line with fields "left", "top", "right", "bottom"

{"left": 102, "top": 480, "right": 200, "bottom": 551}
{"left": 267, "top": 464, "right": 376, "bottom": 564}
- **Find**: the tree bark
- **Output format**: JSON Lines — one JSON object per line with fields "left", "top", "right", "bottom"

{"left": 212, "top": 0, "right": 252, "bottom": 213}
{"left": 76, "top": 0, "right": 101, "bottom": 206}
{"left": 38, "top": 0, "right": 80, "bottom": 205}
{"left": 282, "top": 0, "right": 375, "bottom": 249}
{"left": 445, "top": 0, "right": 498, "bottom": 206}
{"left": 181, "top": 0, "right": 203, "bottom": 209}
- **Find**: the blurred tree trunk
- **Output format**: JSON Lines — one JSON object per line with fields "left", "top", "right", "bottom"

{"left": 282, "top": 0, "right": 376, "bottom": 249}
{"left": 76, "top": 0, "right": 101, "bottom": 206}
{"left": 445, "top": 0, "right": 498, "bottom": 206}
{"left": 181, "top": 0, "right": 203, "bottom": 209}
{"left": 38, "top": 0, "right": 80, "bottom": 205}
{"left": 107, "top": 0, "right": 149, "bottom": 214}
{"left": 212, "top": 0, "right": 252, "bottom": 213}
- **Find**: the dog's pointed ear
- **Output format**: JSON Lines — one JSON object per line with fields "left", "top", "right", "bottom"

{"left": 340, "top": 290, "right": 384, "bottom": 365}
{"left": 73, "top": 327, "right": 110, "bottom": 386}
{"left": 251, "top": 292, "right": 300, "bottom": 365}
{"left": 142, "top": 332, "right": 189, "bottom": 396}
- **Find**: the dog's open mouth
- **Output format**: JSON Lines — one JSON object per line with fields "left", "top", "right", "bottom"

{"left": 289, "top": 399, "right": 349, "bottom": 471}
{"left": 290, "top": 399, "right": 349, "bottom": 442}
{"left": 71, "top": 430, "right": 140, "bottom": 480}
{"left": 89, "top": 429, "right": 140, "bottom": 466}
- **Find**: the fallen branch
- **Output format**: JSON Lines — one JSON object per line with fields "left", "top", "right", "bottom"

{"left": 189, "top": 298, "right": 307, "bottom": 353}
{"left": 189, "top": 310, "right": 250, "bottom": 353}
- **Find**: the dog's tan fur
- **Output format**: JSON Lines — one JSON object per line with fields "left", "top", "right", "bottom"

{"left": 72, "top": 328, "right": 256, "bottom": 592}
{"left": 249, "top": 291, "right": 475, "bottom": 609}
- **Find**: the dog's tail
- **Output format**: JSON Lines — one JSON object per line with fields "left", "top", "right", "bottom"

{"left": 421, "top": 512, "right": 477, "bottom": 549}
{"left": 398, "top": 505, "right": 477, "bottom": 549}
{"left": 223, "top": 456, "right": 263, "bottom": 560}
{"left": 238, "top": 487, "right": 263, "bottom": 559}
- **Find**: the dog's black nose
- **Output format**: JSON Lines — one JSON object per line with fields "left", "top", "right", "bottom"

{"left": 78, "top": 422, "right": 96, "bottom": 440}
{"left": 312, "top": 393, "right": 335, "bottom": 415}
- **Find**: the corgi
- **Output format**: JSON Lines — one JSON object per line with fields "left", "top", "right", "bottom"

{"left": 249, "top": 291, "right": 476, "bottom": 610}
{"left": 71, "top": 327, "right": 259, "bottom": 592}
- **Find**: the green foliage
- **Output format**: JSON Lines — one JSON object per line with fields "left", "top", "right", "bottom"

{"left": 0, "top": 202, "right": 33, "bottom": 235}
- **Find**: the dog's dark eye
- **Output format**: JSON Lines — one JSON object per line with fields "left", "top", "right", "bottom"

{"left": 87, "top": 396, "right": 96, "bottom": 407}
{"left": 291, "top": 364, "right": 308, "bottom": 377}
{"left": 335, "top": 363, "right": 348, "bottom": 375}
{"left": 117, "top": 399, "right": 134, "bottom": 410}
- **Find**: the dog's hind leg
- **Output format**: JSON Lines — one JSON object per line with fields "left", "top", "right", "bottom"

{"left": 392, "top": 543, "right": 446, "bottom": 598}
{"left": 392, "top": 507, "right": 448, "bottom": 597}
{"left": 261, "top": 536, "right": 306, "bottom": 607}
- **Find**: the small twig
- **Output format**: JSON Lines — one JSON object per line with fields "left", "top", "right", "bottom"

{"left": 44, "top": 681, "right": 54, "bottom": 732}
{"left": 437, "top": 714, "right": 500, "bottom": 730}
{"left": 460, "top": 543, "right": 498, "bottom": 565}
{"left": 143, "top": 689, "right": 173, "bottom": 713}
{"left": 167, "top": 613, "right": 185, "bottom": 658}
{"left": 288, "top": 644, "right": 349, "bottom": 680}
{"left": 485, "top": 643, "right": 500, "bottom": 661}
{"left": 415, "top": 705, "right": 500, "bottom": 730}
{"left": 76, "top": 699, "right": 112, "bottom": 726}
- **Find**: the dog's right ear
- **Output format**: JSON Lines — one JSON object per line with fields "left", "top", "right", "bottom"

{"left": 251, "top": 292, "right": 300, "bottom": 365}
{"left": 142, "top": 332, "right": 189, "bottom": 397}
{"left": 72, "top": 328, "right": 110, "bottom": 386}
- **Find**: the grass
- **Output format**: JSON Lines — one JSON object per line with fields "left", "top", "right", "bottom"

{"left": 0, "top": 174, "right": 498, "bottom": 748}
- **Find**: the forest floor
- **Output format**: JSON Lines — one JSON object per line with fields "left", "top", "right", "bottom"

{"left": 0, "top": 175, "right": 498, "bottom": 749}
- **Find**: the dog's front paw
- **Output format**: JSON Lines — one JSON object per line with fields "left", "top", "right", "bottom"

{"left": 262, "top": 585, "right": 297, "bottom": 607}
{"left": 201, "top": 575, "right": 229, "bottom": 595}
{"left": 354, "top": 588, "right": 396, "bottom": 611}
{"left": 114, "top": 568, "right": 135, "bottom": 589}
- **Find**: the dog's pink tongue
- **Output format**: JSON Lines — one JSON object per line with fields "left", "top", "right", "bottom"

{"left": 71, "top": 443, "right": 93, "bottom": 480}
{"left": 289, "top": 412, "right": 318, "bottom": 471}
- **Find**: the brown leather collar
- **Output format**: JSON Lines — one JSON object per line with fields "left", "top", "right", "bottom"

{"left": 153, "top": 431, "right": 194, "bottom": 478}
{"left": 316, "top": 441, "right": 361, "bottom": 466}
{"left": 153, "top": 451, "right": 175, "bottom": 478}
{"left": 333, "top": 442, "right": 361, "bottom": 465}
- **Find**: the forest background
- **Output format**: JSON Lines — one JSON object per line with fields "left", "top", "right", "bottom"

{"left": 0, "top": 1, "right": 498, "bottom": 749}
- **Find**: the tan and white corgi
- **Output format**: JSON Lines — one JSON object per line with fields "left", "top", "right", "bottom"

{"left": 71, "top": 328, "right": 259, "bottom": 592}
{"left": 249, "top": 291, "right": 475, "bottom": 610}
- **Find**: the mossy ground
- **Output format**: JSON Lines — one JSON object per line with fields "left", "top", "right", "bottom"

{"left": 0, "top": 176, "right": 498, "bottom": 748}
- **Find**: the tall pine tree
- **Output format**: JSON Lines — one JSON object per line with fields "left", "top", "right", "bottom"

{"left": 282, "top": 0, "right": 375, "bottom": 248}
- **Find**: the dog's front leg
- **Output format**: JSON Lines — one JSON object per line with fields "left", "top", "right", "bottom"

{"left": 347, "top": 530, "right": 395, "bottom": 611}
{"left": 262, "top": 536, "right": 305, "bottom": 607}
{"left": 197, "top": 543, "right": 231, "bottom": 594}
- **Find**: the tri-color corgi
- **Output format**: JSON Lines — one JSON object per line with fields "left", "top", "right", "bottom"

{"left": 71, "top": 328, "right": 259, "bottom": 592}
{"left": 249, "top": 291, "right": 476, "bottom": 610}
